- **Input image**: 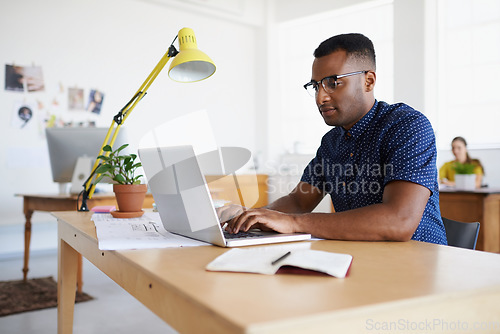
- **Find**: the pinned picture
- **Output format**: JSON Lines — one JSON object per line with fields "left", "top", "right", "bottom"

{"left": 24, "top": 65, "right": 45, "bottom": 92}
{"left": 86, "top": 89, "right": 105, "bottom": 114}
{"left": 68, "top": 87, "right": 84, "bottom": 110}
{"left": 12, "top": 101, "right": 36, "bottom": 129}
{"left": 5, "top": 65, "right": 25, "bottom": 92}
{"left": 4, "top": 64, "right": 45, "bottom": 92}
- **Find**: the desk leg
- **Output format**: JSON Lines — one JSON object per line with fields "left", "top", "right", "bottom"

{"left": 77, "top": 254, "right": 83, "bottom": 294}
{"left": 23, "top": 208, "right": 33, "bottom": 282}
{"left": 58, "top": 238, "right": 78, "bottom": 334}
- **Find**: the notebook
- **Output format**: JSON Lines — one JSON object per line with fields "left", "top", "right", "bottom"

{"left": 206, "top": 243, "right": 352, "bottom": 278}
{"left": 138, "top": 145, "right": 311, "bottom": 247}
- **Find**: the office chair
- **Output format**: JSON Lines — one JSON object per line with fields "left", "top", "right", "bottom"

{"left": 442, "top": 217, "right": 480, "bottom": 250}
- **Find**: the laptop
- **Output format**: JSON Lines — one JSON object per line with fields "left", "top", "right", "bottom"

{"left": 138, "top": 145, "right": 311, "bottom": 247}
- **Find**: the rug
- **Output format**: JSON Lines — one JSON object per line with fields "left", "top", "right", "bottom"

{"left": 0, "top": 276, "right": 93, "bottom": 317}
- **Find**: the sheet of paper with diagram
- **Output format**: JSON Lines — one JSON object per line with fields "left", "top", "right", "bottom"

{"left": 91, "top": 212, "right": 209, "bottom": 250}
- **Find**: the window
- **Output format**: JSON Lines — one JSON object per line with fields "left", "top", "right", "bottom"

{"left": 435, "top": 0, "right": 500, "bottom": 149}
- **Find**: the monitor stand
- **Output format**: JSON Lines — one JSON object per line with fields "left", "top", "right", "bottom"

{"left": 58, "top": 182, "right": 69, "bottom": 195}
{"left": 70, "top": 156, "right": 92, "bottom": 194}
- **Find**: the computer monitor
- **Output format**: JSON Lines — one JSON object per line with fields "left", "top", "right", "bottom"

{"left": 46, "top": 127, "right": 128, "bottom": 194}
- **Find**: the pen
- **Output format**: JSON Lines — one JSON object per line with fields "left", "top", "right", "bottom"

{"left": 271, "top": 251, "right": 291, "bottom": 265}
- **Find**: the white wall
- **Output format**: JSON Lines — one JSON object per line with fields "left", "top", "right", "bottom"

{"left": 273, "top": 0, "right": 372, "bottom": 22}
{"left": 0, "top": 0, "right": 265, "bottom": 226}
{"left": 394, "top": 0, "right": 425, "bottom": 111}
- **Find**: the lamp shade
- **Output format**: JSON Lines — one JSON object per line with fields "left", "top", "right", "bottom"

{"left": 168, "top": 28, "right": 216, "bottom": 83}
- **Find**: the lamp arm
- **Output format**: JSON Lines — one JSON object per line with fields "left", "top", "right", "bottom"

{"left": 79, "top": 44, "right": 178, "bottom": 211}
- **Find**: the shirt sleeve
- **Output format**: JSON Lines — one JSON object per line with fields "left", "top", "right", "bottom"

{"left": 473, "top": 165, "right": 483, "bottom": 176}
{"left": 382, "top": 111, "right": 438, "bottom": 193}
{"left": 300, "top": 152, "right": 326, "bottom": 192}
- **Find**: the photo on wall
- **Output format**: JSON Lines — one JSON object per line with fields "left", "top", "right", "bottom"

{"left": 23, "top": 65, "right": 45, "bottom": 92}
{"left": 86, "top": 89, "right": 104, "bottom": 114}
{"left": 4, "top": 64, "right": 25, "bottom": 92}
{"left": 68, "top": 87, "right": 84, "bottom": 110}
{"left": 4, "top": 64, "right": 45, "bottom": 92}
{"left": 11, "top": 100, "right": 37, "bottom": 129}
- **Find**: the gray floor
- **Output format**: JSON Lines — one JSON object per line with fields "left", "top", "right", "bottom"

{"left": 0, "top": 251, "right": 178, "bottom": 333}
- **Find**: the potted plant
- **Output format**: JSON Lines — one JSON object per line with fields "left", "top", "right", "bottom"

{"left": 452, "top": 162, "right": 476, "bottom": 190}
{"left": 95, "top": 144, "right": 147, "bottom": 218}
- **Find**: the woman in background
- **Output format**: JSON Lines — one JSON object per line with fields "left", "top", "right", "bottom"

{"left": 439, "top": 136, "right": 484, "bottom": 188}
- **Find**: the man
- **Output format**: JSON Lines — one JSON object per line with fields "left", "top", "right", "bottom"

{"left": 223, "top": 33, "right": 447, "bottom": 245}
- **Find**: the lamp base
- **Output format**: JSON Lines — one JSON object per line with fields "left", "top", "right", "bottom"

{"left": 78, "top": 189, "right": 90, "bottom": 212}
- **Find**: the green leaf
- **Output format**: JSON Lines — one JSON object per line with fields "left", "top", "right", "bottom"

{"left": 114, "top": 174, "right": 126, "bottom": 184}
{"left": 96, "top": 165, "right": 112, "bottom": 174}
{"left": 97, "top": 155, "right": 110, "bottom": 161}
{"left": 452, "top": 162, "right": 476, "bottom": 174}
{"left": 116, "top": 144, "right": 129, "bottom": 154}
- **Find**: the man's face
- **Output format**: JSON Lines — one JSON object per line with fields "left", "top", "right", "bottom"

{"left": 311, "top": 50, "right": 371, "bottom": 129}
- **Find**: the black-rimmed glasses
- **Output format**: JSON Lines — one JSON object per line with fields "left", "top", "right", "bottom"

{"left": 303, "top": 70, "right": 368, "bottom": 97}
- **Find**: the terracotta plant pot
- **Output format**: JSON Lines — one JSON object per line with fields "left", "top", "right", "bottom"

{"left": 113, "top": 184, "right": 147, "bottom": 213}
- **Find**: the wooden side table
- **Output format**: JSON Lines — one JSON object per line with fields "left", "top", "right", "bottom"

{"left": 15, "top": 193, "right": 154, "bottom": 292}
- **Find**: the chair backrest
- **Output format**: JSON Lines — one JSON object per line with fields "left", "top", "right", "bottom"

{"left": 442, "top": 217, "right": 480, "bottom": 250}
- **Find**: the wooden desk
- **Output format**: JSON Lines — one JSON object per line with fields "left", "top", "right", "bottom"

{"left": 439, "top": 188, "right": 500, "bottom": 253}
{"left": 56, "top": 211, "right": 500, "bottom": 334}
{"left": 15, "top": 193, "right": 154, "bottom": 290}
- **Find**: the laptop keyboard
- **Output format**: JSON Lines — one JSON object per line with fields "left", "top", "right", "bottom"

{"left": 223, "top": 231, "right": 265, "bottom": 239}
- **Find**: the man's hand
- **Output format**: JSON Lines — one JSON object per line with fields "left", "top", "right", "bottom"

{"left": 218, "top": 181, "right": 323, "bottom": 235}
{"left": 223, "top": 208, "right": 298, "bottom": 234}
{"left": 216, "top": 204, "right": 246, "bottom": 224}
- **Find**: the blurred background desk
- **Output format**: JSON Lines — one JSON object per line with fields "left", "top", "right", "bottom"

{"left": 439, "top": 188, "right": 500, "bottom": 253}
{"left": 205, "top": 174, "right": 268, "bottom": 208}
{"left": 15, "top": 193, "right": 154, "bottom": 290}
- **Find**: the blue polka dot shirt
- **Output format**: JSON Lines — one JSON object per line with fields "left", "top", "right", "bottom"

{"left": 301, "top": 100, "right": 447, "bottom": 245}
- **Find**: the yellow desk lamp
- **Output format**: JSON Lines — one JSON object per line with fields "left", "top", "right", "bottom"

{"left": 79, "top": 27, "right": 216, "bottom": 211}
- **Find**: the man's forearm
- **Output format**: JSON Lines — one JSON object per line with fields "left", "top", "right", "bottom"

{"left": 291, "top": 181, "right": 429, "bottom": 241}
{"left": 292, "top": 204, "right": 418, "bottom": 241}
{"left": 264, "top": 194, "right": 308, "bottom": 213}
{"left": 264, "top": 181, "right": 324, "bottom": 213}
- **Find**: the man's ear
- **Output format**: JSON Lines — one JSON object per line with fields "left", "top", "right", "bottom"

{"left": 365, "top": 71, "right": 376, "bottom": 92}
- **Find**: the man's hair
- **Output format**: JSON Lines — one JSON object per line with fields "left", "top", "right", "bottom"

{"left": 314, "top": 33, "right": 376, "bottom": 70}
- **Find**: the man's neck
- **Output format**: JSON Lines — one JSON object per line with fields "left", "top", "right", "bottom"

{"left": 342, "top": 98, "right": 376, "bottom": 131}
